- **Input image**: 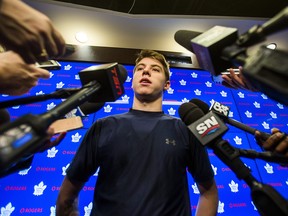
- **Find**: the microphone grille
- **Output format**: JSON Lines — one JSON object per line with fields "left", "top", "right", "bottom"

{"left": 174, "top": 30, "right": 202, "bottom": 53}
{"left": 189, "top": 98, "right": 209, "bottom": 113}
{"left": 178, "top": 102, "right": 205, "bottom": 125}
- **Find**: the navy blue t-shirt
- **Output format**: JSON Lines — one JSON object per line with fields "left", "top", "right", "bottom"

{"left": 67, "top": 109, "right": 214, "bottom": 216}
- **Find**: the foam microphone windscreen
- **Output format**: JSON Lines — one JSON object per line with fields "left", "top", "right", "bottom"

{"left": 178, "top": 102, "right": 204, "bottom": 125}
{"left": 189, "top": 98, "right": 209, "bottom": 113}
{"left": 174, "top": 30, "right": 202, "bottom": 53}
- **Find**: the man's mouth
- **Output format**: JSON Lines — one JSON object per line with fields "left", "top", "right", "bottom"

{"left": 140, "top": 78, "right": 151, "bottom": 84}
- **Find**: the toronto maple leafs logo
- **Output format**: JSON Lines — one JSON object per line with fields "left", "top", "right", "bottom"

{"left": 194, "top": 89, "right": 201, "bottom": 96}
{"left": 192, "top": 183, "right": 199, "bottom": 194}
{"left": 36, "top": 91, "right": 45, "bottom": 96}
{"left": 211, "top": 164, "right": 217, "bottom": 175}
{"left": 50, "top": 205, "right": 56, "bottom": 216}
{"left": 220, "top": 91, "right": 227, "bottom": 97}
{"left": 233, "top": 136, "right": 242, "bottom": 145}
{"left": 47, "top": 147, "right": 58, "bottom": 158}
{"left": 218, "top": 201, "right": 225, "bottom": 214}
{"left": 126, "top": 76, "right": 132, "bottom": 82}
{"left": 56, "top": 81, "right": 65, "bottom": 89}
{"left": 18, "top": 166, "right": 32, "bottom": 176}
{"left": 75, "top": 74, "right": 80, "bottom": 80}
{"left": 179, "top": 79, "right": 186, "bottom": 86}
{"left": 104, "top": 105, "right": 113, "bottom": 113}
{"left": 72, "top": 132, "right": 82, "bottom": 142}
{"left": 238, "top": 92, "right": 244, "bottom": 98}
{"left": 229, "top": 180, "right": 239, "bottom": 193}
{"left": 168, "top": 107, "right": 176, "bottom": 115}
{"left": 264, "top": 163, "right": 273, "bottom": 174}
{"left": 64, "top": 64, "right": 72, "bottom": 70}
{"left": 47, "top": 102, "right": 57, "bottom": 111}
{"left": 167, "top": 87, "right": 174, "bottom": 94}
{"left": 1, "top": 202, "right": 15, "bottom": 216}
{"left": 84, "top": 202, "right": 93, "bottom": 216}
{"left": 33, "top": 181, "right": 47, "bottom": 196}
{"left": 205, "top": 81, "right": 212, "bottom": 87}
{"left": 191, "top": 72, "right": 198, "bottom": 78}
{"left": 62, "top": 164, "right": 70, "bottom": 176}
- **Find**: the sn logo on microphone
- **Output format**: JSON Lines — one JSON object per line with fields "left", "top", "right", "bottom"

{"left": 211, "top": 101, "right": 230, "bottom": 116}
{"left": 196, "top": 115, "right": 220, "bottom": 137}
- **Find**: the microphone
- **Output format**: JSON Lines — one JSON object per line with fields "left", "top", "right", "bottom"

{"left": 190, "top": 25, "right": 244, "bottom": 75}
{"left": 78, "top": 102, "right": 105, "bottom": 116}
{"left": 189, "top": 98, "right": 271, "bottom": 140}
{"left": 0, "top": 63, "right": 127, "bottom": 170}
{"left": 177, "top": 7, "right": 288, "bottom": 76}
{"left": 178, "top": 102, "right": 288, "bottom": 216}
{"left": 174, "top": 30, "right": 202, "bottom": 53}
{"left": 178, "top": 102, "right": 251, "bottom": 178}
{"left": 79, "top": 62, "right": 127, "bottom": 103}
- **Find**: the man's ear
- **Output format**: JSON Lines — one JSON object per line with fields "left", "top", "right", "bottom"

{"left": 164, "top": 80, "right": 171, "bottom": 90}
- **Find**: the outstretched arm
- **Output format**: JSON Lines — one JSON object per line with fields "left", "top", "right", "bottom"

{"left": 195, "top": 179, "right": 219, "bottom": 216}
{"left": 56, "top": 177, "right": 85, "bottom": 216}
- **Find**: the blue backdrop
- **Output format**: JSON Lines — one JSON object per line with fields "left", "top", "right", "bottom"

{"left": 0, "top": 61, "right": 287, "bottom": 215}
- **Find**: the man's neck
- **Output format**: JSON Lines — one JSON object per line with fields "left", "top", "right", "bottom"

{"left": 132, "top": 96, "right": 163, "bottom": 112}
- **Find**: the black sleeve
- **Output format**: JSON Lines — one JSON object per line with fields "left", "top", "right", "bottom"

{"left": 66, "top": 120, "right": 102, "bottom": 183}
{"left": 187, "top": 130, "right": 214, "bottom": 183}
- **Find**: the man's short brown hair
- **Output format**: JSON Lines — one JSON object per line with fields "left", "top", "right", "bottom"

{"left": 135, "top": 49, "right": 170, "bottom": 81}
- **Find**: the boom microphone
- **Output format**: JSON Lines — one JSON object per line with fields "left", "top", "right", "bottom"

{"left": 174, "top": 30, "right": 202, "bottom": 53}
{"left": 189, "top": 98, "right": 271, "bottom": 140}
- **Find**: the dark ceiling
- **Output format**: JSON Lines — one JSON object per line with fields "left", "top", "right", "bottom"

{"left": 53, "top": 0, "right": 287, "bottom": 18}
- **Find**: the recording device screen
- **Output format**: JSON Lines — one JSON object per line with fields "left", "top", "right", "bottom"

{"left": 0, "top": 60, "right": 287, "bottom": 215}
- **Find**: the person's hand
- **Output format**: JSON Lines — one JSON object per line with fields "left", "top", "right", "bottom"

{"left": 255, "top": 128, "right": 288, "bottom": 156}
{"left": 0, "top": 0, "right": 66, "bottom": 63}
{"left": 37, "top": 127, "right": 67, "bottom": 153}
{"left": 221, "top": 66, "right": 258, "bottom": 91}
{"left": 0, "top": 51, "right": 50, "bottom": 96}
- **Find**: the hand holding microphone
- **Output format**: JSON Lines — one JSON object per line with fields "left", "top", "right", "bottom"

{"left": 190, "top": 98, "right": 288, "bottom": 155}
{"left": 255, "top": 128, "right": 288, "bottom": 156}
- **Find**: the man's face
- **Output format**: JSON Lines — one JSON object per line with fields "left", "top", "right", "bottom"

{"left": 132, "top": 57, "right": 170, "bottom": 101}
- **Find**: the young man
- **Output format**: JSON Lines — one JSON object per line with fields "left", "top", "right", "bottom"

{"left": 56, "top": 49, "right": 219, "bottom": 216}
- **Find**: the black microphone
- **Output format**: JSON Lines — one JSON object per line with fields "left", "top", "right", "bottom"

{"left": 179, "top": 7, "right": 288, "bottom": 76}
{"left": 189, "top": 98, "right": 271, "bottom": 140}
{"left": 178, "top": 102, "right": 288, "bottom": 216}
{"left": 174, "top": 30, "right": 202, "bottom": 53}
{"left": 79, "top": 62, "right": 127, "bottom": 103}
{"left": 78, "top": 102, "right": 105, "bottom": 116}
{"left": 178, "top": 102, "right": 251, "bottom": 179}
{"left": 237, "top": 7, "right": 288, "bottom": 47}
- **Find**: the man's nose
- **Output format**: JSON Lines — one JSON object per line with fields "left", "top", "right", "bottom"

{"left": 142, "top": 68, "right": 150, "bottom": 76}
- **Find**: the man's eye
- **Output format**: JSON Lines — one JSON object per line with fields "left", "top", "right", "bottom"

{"left": 136, "top": 67, "right": 143, "bottom": 71}
{"left": 152, "top": 68, "right": 160, "bottom": 72}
